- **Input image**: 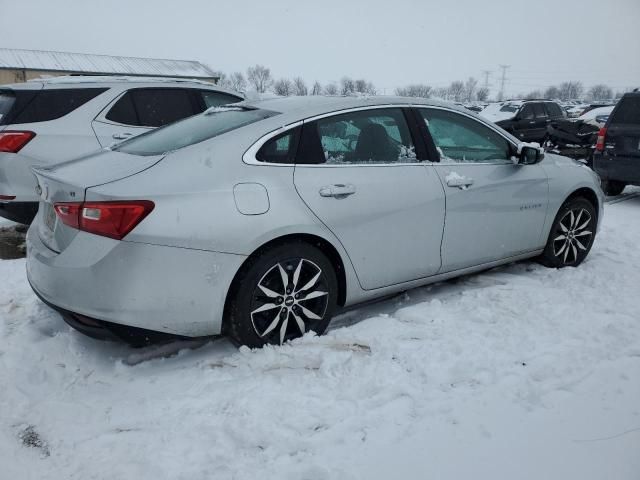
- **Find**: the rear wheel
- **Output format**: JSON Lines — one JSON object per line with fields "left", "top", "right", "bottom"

{"left": 225, "top": 242, "right": 338, "bottom": 348}
{"left": 601, "top": 179, "right": 626, "bottom": 197}
{"left": 539, "top": 197, "right": 596, "bottom": 268}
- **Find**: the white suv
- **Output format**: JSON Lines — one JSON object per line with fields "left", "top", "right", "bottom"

{"left": 0, "top": 76, "right": 242, "bottom": 223}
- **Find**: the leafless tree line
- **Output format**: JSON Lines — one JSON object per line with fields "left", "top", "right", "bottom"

{"left": 218, "top": 64, "right": 376, "bottom": 96}
{"left": 219, "top": 66, "right": 623, "bottom": 103}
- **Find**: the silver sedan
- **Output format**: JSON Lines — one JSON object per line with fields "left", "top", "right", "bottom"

{"left": 26, "top": 96, "right": 604, "bottom": 347}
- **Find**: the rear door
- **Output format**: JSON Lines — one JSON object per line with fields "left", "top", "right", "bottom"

{"left": 416, "top": 107, "right": 549, "bottom": 272}
{"left": 604, "top": 94, "right": 640, "bottom": 183}
{"left": 92, "top": 88, "right": 199, "bottom": 147}
{"left": 292, "top": 107, "right": 445, "bottom": 290}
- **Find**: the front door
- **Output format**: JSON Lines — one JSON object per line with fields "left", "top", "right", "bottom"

{"left": 293, "top": 107, "right": 445, "bottom": 290}
{"left": 417, "top": 107, "right": 549, "bottom": 272}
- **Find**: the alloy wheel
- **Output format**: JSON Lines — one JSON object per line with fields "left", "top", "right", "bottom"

{"left": 250, "top": 258, "right": 329, "bottom": 344}
{"left": 552, "top": 208, "right": 593, "bottom": 265}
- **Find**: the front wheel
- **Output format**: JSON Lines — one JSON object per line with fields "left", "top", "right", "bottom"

{"left": 225, "top": 242, "right": 338, "bottom": 348}
{"left": 539, "top": 198, "right": 597, "bottom": 268}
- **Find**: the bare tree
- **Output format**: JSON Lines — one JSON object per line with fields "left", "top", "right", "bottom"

{"left": 587, "top": 84, "right": 613, "bottom": 101}
{"left": 395, "top": 84, "right": 432, "bottom": 98}
{"left": 433, "top": 87, "right": 449, "bottom": 100}
{"left": 559, "top": 81, "right": 584, "bottom": 101}
{"left": 227, "top": 72, "right": 247, "bottom": 92}
{"left": 324, "top": 83, "right": 338, "bottom": 95}
{"left": 524, "top": 89, "right": 543, "bottom": 100}
{"left": 476, "top": 87, "right": 490, "bottom": 102}
{"left": 311, "top": 81, "right": 323, "bottom": 95}
{"left": 340, "top": 77, "right": 356, "bottom": 95}
{"left": 544, "top": 86, "right": 561, "bottom": 100}
{"left": 246, "top": 65, "right": 273, "bottom": 93}
{"left": 464, "top": 77, "right": 479, "bottom": 102}
{"left": 216, "top": 71, "right": 228, "bottom": 87}
{"left": 292, "top": 77, "right": 308, "bottom": 96}
{"left": 448, "top": 81, "right": 465, "bottom": 102}
{"left": 353, "top": 79, "right": 376, "bottom": 95}
{"left": 273, "top": 78, "right": 294, "bottom": 96}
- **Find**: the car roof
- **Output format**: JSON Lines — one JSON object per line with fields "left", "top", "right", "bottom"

{"left": 240, "top": 95, "right": 470, "bottom": 122}
{"left": 1, "top": 75, "right": 242, "bottom": 96}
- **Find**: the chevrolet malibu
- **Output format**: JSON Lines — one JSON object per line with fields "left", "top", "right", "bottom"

{"left": 26, "top": 96, "right": 604, "bottom": 347}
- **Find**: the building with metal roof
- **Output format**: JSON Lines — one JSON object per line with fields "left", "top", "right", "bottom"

{"left": 0, "top": 48, "right": 219, "bottom": 85}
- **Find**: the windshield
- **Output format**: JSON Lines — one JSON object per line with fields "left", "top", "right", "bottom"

{"left": 500, "top": 105, "right": 519, "bottom": 112}
{"left": 115, "top": 107, "right": 280, "bottom": 156}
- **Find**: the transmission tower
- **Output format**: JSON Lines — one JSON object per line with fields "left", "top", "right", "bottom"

{"left": 498, "top": 65, "right": 510, "bottom": 101}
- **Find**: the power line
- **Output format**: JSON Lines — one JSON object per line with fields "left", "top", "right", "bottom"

{"left": 482, "top": 70, "right": 492, "bottom": 90}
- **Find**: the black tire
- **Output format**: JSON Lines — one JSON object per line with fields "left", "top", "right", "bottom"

{"left": 225, "top": 242, "right": 338, "bottom": 348}
{"left": 539, "top": 197, "right": 597, "bottom": 268}
{"left": 601, "top": 179, "right": 626, "bottom": 197}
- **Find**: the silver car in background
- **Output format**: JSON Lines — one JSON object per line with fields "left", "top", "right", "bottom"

{"left": 26, "top": 96, "right": 604, "bottom": 347}
{"left": 0, "top": 76, "right": 242, "bottom": 223}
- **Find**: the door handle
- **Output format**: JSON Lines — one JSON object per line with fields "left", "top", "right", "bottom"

{"left": 112, "top": 132, "right": 134, "bottom": 140}
{"left": 446, "top": 175, "right": 474, "bottom": 189}
{"left": 319, "top": 183, "right": 356, "bottom": 198}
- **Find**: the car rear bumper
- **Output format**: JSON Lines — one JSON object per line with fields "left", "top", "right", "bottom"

{"left": 0, "top": 201, "right": 38, "bottom": 224}
{"left": 26, "top": 223, "right": 247, "bottom": 337}
{"left": 593, "top": 153, "right": 640, "bottom": 185}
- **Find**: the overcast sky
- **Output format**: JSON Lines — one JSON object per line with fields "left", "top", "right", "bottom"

{"left": 1, "top": 0, "right": 639, "bottom": 96}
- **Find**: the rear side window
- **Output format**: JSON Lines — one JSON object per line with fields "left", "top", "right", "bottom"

{"left": 105, "top": 88, "right": 198, "bottom": 127}
{"left": 115, "top": 107, "right": 279, "bottom": 156}
{"left": 256, "top": 129, "right": 299, "bottom": 164}
{"left": 200, "top": 91, "right": 242, "bottom": 109}
{"left": 609, "top": 95, "right": 640, "bottom": 125}
{"left": 10, "top": 88, "right": 107, "bottom": 124}
{"left": 105, "top": 92, "right": 138, "bottom": 125}
{"left": 297, "top": 108, "right": 417, "bottom": 164}
{"left": 132, "top": 89, "right": 196, "bottom": 127}
{"left": 0, "top": 92, "right": 16, "bottom": 123}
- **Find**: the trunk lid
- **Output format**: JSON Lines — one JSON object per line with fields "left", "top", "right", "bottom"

{"left": 32, "top": 149, "right": 164, "bottom": 252}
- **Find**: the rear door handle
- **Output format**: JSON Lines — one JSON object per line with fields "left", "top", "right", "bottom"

{"left": 319, "top": 184, "right": 356, "bottom": 197}
{"left": 112, "top": 132, "right": 134, "bottom": 140}
{"left": 446, "top": 176, "right": 474, "bottom": 189}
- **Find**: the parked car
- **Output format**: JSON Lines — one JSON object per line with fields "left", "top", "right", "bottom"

{"left": 480, "top": 100, "right": 566, "bottom": 143}
{"left": 547, "top": 105, "right": 615, "bottom": 162}
{"left": 0, "top": 76, "right": 243, "bottom": 224}
{"left": 26, "top": 96, "right": 603, "bottom": 348}
{"left": 593, "top": 91, "right": 640, "bottom": 196}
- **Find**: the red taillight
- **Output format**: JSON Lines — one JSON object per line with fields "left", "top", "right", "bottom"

{"left": 0, "top": 131, "right": 36, "bottom": 153}
{"left": 0, "top": 195, "right": 16, "bottom": 200}
{"left": 54, "top": 201, "right": 154, "bottom": 240}
{"left": 595, "top": 127, "right": 607, "bottom": 152}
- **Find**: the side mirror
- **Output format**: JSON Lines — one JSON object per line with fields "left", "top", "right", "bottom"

{"left": 516, "top": 143, "right": 544, "bottom": 165}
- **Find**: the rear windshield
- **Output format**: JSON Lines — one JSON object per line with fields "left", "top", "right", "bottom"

{"left": 115, "top": 107, "right": 279, "bottom": 156}
{"left": 0, "top": 91, "right": 16, "bottom": 123}
{"left": 609, "top": 95, "right": 640, "bottom": 125}
{"left": 500, "top": 105, "right": 519, "bottom": 112}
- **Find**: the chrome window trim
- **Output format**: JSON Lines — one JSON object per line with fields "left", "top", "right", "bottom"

{"left": 243, "top": 104, "right": 429, "bottom": 167}
{"left": 242, "top": 103, "right": 520, "bottom": 167}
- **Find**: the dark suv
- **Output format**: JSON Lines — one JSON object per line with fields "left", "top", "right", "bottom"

{"left": 593, "top": 91, "right": 640, "bottom": 196}
{"left": 481, "top": 100, "right": 566, "bottom": 143}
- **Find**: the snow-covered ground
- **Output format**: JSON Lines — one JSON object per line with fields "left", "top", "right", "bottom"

{"left": 1, "top": 192, "right": 639, "bottom": 480}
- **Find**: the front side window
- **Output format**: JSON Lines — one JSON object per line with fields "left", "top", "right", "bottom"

{"left": 419, "top": 109, "right": 512, "bottom": 163}
{"left": 533, "top": 104, "right": 547, "bottom": 119}
{"left": 116, "top": 107, "right": 279, "bottom": 156}
{"left": 519, "top": 104, "right": 535, "bottom": 120}
{"left": 298, "top": 108, "right": 417, "bottom": 164}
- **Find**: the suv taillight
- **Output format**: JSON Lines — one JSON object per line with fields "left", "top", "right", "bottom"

{"left": 595, "top": 127, "right": 607, "bottom": 152}
{"left": 0, "top": 131, "right": 36, "bottom": 153}
{"left": 54, "top": 201, "right": 154, "bottom": 240}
